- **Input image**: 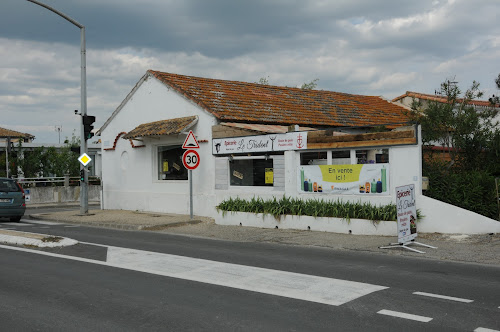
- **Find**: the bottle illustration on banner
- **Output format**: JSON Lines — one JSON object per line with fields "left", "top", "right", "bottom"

{"left": 359, "top": 185, "right": 365, "bottom": 193}
{"left": 304, "top": 178, "right": 309, "bottom": 192}
{"left": 371, "top": 179, "right": 377, "bottom": 193}
{"left": 381, "top": 166, "right": 387, "bottom": 192}
{"left": 365, "top": 181, "right": 370, "bottom": 194}
{"left": 376, "top": 179, "right": 382, "bottom": 193}
{"left": 300, "top": 169, "right": 305, "bottom": 191}
{"left": 318, "top": 185, "right": 323, "bottom": 192}
{"left": 313, "top": 182, "right": 318, "bottom": 192}
{"left": 308, "top": 180, "right": 313, "bottom": 192}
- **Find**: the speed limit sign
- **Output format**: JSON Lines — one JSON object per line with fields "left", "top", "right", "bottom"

{"left": 182, "top": 149, "right": 200, "bottom": 170}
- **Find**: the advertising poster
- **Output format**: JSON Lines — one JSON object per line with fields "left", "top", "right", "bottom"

{"left": 265, "top": 168, "right": 274, "bottom": 184}
{"left": 395, "top": 184, "right": 417, "bottom": 243}
{"left": 298, "top": 164, "right": 389, "bottom": 195}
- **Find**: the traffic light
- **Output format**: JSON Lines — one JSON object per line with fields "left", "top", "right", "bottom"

{"left": 83, "top": 115, "right": 96, "bottom": 141}
{"left": 80, "top": 169, "right": 85, "bottom": 182}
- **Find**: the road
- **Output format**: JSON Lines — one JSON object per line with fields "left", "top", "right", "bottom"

{"left": 0, "top": 207, "right": 498, "bottom": 331}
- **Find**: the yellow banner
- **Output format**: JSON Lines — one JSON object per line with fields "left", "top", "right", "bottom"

{"left": 319, "top": 165, "right": 363, "bottom": 183}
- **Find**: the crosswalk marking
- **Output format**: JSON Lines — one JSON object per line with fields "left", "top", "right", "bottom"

{"left": 0, "top": 242, "right": 388, "bottom": 307}
{"left": 377, "top": 309, "right": 433, "bottom": 322}
{"left": 105, "top": 246, "right": 388, "bottom": 306}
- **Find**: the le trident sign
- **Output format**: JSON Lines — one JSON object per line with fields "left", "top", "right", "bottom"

{"left": 182, "top": 130, "right": 200, "bottom": 220}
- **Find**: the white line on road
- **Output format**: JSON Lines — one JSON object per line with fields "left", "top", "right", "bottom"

{"left": 413, "top": 291, "right": 474, "bottom": 303}
{"left": 26, "top": 219, "right": 62, "bottom": 225}
{"left": 474, "top": 328, "right": 500, "bottom": 332}
{"left": 64, "top": 225, "right": 80, "bottom": 228}
{"left": 2, "top": 222, "right": 32, "bottom": 226}
{"left": 0, "top": 242, "right": 388, "bottom": 307}
{"left": 377, "top": 309, "right": 433, "bottom": 322}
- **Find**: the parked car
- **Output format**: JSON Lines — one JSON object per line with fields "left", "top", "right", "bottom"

{"left": 0, "top": 177, "right": 26, "bottom": 222}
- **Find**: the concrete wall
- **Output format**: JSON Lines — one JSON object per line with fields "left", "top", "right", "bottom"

{"left": 25, "top": 185, "right": 101, "bottom": 204}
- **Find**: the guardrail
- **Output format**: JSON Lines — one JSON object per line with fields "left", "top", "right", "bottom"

{"left": 16, "top": 176, "right": 101, "bottom": 187}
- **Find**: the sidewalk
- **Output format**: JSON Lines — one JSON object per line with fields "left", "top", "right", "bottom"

{"left": 1, "top": 206, "right": 499, "bottom": 266}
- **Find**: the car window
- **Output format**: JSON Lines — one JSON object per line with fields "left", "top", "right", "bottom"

{"left": 0, "top": 180, "right": 20, "bottom": 192}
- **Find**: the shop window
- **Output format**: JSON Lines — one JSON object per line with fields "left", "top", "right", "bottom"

{"left": 230, "top": 158, "right": 274, "bottom": 186}
{"left": 356, "top": 149, "right": 389, "bottom": 164}
{"left": 300, "top": 151, "right": 327, "bottom": 165}
{"left": 331, "top": 150, "right": 350, "bottom": 164}
{"left": 157, "top": 146, "right": 188, "bottom": 180}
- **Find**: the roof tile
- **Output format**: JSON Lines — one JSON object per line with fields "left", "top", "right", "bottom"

{"left": 149, "top": 70, "right": 410, "bottom": 128}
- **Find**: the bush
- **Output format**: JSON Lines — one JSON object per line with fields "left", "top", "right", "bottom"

{"left": 424, "top": 166, "right": 498, "bottom": 219}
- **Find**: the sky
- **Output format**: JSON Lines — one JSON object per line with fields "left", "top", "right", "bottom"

{"left": 1, "top": 0, "right": 499, "bottom": 143}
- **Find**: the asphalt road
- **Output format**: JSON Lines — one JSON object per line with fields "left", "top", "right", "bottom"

{"left": 0, "top": 210, "right": 499, "bottom": 331}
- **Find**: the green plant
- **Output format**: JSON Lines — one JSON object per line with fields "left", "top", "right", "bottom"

{"left": 215, "top": 196, "right": 419, "bottom": 222}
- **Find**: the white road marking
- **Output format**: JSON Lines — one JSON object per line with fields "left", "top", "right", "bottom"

{"left": 1, "top": 222, "right": 32, "bottom": 226}
{"left": 26, "top": 219, "right": 61, "bottom": 225}
{"left": 474, "top": 328, "right": 500, "bottom": 332}
{"left": 413, "top": 291, "right": 473, "bottom": 303}
{"left": 0, "top": 242, "right": 388, "bottom": 307}
{"left": 377, "top": 309, "right": 433, "bottom": 322}
{"left": 64, "top": 225, "right": 80, "bottom": 228}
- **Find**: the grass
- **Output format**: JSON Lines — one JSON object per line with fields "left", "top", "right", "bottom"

{"left": 216, "top": 196, "right": 423, "bottom": 222}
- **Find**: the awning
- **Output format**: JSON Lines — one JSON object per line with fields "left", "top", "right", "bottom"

{"left": 123, "top": 116, "right": 198, "bottom": 139}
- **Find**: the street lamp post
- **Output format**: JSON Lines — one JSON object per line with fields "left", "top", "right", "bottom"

{"left": 27, "top": 0, "right": 89, "bottom": 214}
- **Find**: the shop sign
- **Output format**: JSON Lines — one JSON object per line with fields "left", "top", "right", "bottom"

{"left": 213, "top": 132, "right": 307, "bottom": 155}
{"left": 396, "top": 184, "right": 417, "bottom": 243}
{"left": 298, "top": 164, "right": 389, "bottom": 195}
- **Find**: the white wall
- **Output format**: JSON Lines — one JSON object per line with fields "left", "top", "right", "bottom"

{"left": 101, "top": 76, "right": 218, "bottom": 217}
{"left": 101, "top": 79, "right": 499, "bottom": 234}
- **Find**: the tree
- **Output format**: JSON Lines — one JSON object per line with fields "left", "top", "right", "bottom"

{"left": 407, "top": 78, "right": 500, "bottom": 219}
{"left": 9, "top": 133, "right": 81, "bottom": 179}
{"left": 488, "top": 73, "right": 500, "bottom": 105}
{"left": 408, "top": 79, "right": 499, "bottom": 172}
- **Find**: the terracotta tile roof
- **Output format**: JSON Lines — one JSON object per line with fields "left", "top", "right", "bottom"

{"left": 148, "top": 70, "right": 410, "bottom": 128}
{"left": 123, "top": 116, "right": 198, "bottom": 139}
{"left": 220, "top": 122, "right": 318, "bottom": 134}
{"left": 392, "top": 91, "right": 500, "bottom": 108}
{"left": 0, "top": 127, "right": 35, "bottom": 139}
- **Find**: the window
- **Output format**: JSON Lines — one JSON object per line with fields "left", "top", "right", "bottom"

{"left": 157, "top": 146, "right": 188, "bottom": 180}
{"left": 300, "top": 151, "right": 327, "bottom": 165}
{"left": 356, "top": 149, "right": 389, "bottom": 164}
{"left": 230, "top": 158, "right": 273, "bottom": 186}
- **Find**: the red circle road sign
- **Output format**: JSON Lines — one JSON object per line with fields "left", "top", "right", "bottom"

{"left": 182, "top": 149, "right": 200, "bottom": 170}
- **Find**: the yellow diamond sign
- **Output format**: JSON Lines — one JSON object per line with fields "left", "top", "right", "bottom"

{"left": 78, "top": 153, "right": 92, "bottom": 166}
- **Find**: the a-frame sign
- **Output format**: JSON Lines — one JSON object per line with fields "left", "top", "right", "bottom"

{"left": 182, "top": 130, "right": 200, "bottom": 149}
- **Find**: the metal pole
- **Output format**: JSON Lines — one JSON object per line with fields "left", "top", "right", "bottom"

{"left": 80, "top": 26, "right": 88, "bottom": 214}
{"left": 5, "top": 139, "right": 9, "bottom": 178}
{"left": 26, "top": 0, "right": 88, "bottom": 213}
{"left": 189, "top": 170, "right": 193, "bottom": 219}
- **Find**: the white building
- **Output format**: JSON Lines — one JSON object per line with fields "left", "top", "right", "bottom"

{"left": 98, "top": 71, "right": 500, "bottom": 234}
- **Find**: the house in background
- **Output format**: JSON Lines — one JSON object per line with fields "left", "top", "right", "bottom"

{"left": 392, "top": 91, "right": 500, "bottom": 161}
{"left": 97, "top": 70, "right": 499, "bottom": 233}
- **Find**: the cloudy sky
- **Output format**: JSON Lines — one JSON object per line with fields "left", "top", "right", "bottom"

{"left": 1, "top": 0, "right": 499, "bottom": 143}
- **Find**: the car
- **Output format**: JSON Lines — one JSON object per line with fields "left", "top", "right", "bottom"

{"left": 0, "top": 177, "right": 26, "bottom": 222}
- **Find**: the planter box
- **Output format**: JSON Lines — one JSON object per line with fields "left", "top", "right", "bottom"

{"left": 215, "top": 211, "right": 397, "bottom": 236}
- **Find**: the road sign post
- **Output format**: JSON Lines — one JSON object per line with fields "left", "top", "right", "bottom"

{"left": 182, "top": 131, "right": 200, "bottom": 220}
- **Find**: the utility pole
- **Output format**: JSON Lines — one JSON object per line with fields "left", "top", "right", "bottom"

{"left": 27, "top": 0, "right": 89, "bottom": 213}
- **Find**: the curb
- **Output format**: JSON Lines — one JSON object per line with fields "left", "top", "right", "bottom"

{"left": 28, "top": 214, "right": 203, "bottom": 231}
{"left": 0, "top": 230, "right": 78, "bottom": 248}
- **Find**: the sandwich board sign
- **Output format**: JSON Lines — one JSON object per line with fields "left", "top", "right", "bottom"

{"left": 380, "top": 184, "right": 436, "bottom": 253}
{"left": 182, "top": 130, "right": 200, "bottom": 149}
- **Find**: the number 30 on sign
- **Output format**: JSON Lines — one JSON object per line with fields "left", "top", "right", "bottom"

{"left": 182, "top": 149, "right": 200, "bottom": 170}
